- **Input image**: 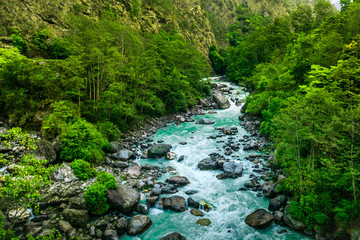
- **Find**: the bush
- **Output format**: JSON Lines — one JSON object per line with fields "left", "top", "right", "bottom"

{"left": 71, "top": 159, "right": 96, "bottom": 181}
{"left": 95, "top": 171, "right": 118, "bottom": 189}
{"left": 84, "top": 183, "right": 109, "bottom": 215}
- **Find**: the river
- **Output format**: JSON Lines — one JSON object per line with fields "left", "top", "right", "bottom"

{"left": 123, "top": 77, "right": 309, "bottom": 240}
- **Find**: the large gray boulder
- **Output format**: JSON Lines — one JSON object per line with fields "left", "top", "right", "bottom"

{"left": 34, "top": 140, "right": 57, "bottom": 164}
{"left": 268, "top": 195, "right": 287, "bottom": 212}
{"left": 283, "top": 205, "right": 306, "bottom": 231}
{"left": 104, "top": 229, "right": 118, "bottom": 240}
{"left": 166, "top": 176, "right": 190, "bottom": 186}
{"left": 127, "top": 215, "right": 152, "bottom": 235}
{"left": 113, "top": 149, "right": 133, "bottom": 161}
{"left": 148, "top": 144, "right": 172, "bottom": 158}
{"left": 262, "top": 181, "right": 276, "bottom": 198}
{"left": 195, "top": 118, "right": 215, "bottom": 125}
{"left": 126, "top": 163, "right": 141, "bottom": 178}
{"left": 107, "top": 185, "right": 140, "bottom": 214}
{"left": 53, "top": 163, "right": 78, "bottom": 183}
{"left": 222, "top": 161, "right": 243, "bottom": 178}
{"left": 213, "top": 92, "right": 230, "bottom": 109}
{"left": 161, "top": 196, "right": 188, "bottom": 212}
{"left": 245, "top": 209, "right": 274, "bottom": 229}
{"left": 198, "top": 158, "right": 218, "bottom": 170}
{"left": 62, "top": 209, "right": 89, "bottom": 228}
{"left": 161, "top": 232, "right": 186, "bottom": 240}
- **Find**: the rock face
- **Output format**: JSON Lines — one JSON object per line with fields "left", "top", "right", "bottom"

{"left": 53, "top": 163, "right": 78, "bottom": 183}
{"left": 34, "top": 140, "right": 57, "bottom": 164}
{"left": 161, "top": 196, "right": 188, "bottom": 212}
{"left": 112, "top": 149, "right": 133, "bottom": 160}
{"left": 127, "top": 215, "right": 152, "bottom": 235}
{"left": 222, "top": 161, "right": 243, "bottom": 178}
{"left": 166, "top": 176, "right": 190, "bottom": 186}
{"left": 148, "top": 144, "right": 172, "bottom": 158}
{"left": 245, "top": 209, "right": 274, "bottom": 229}
{"left": 213, "top": 92, "right": 230, "bottom": 109}
{"left": 161, "top": 232, "right": 186, "bottom": 240}
{"left": 62, "top": 209, "right": 89, "bottom": 228}
{"left": 107, "top": 186, "right": 140, "bottom": 213}
{"left": 198, "top": 158, "right": 218, "bottom": 170}
{"left": 283, "top": 205, "right": 306, "bottom": 231}
{"left": 195, "top": 118, "right": 215, "bottom": 125}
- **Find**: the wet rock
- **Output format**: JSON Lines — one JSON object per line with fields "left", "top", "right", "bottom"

{"left": 195, "top": 118, "right": 215, "bottom": 125}
{"left": 198, "top": 158, "right": 218, "bottom": 170}
{"left": 178, "top": 155, "right": 185, "bottom": 162}
{"left": 142, "top": 164, "right": 160, "bottom": 171}
{"left": 245, "top": 209, "right": 274, "bottom": 229}
{"left": 262, "top": 181, "right": 276, "bottom": 198}
{"left": 113, "top": 149, "right": 133, "bottom": 161}
{"left": 104, "top": 229, "right": 118, "bottom": 240}
{"left": 185, "top": 190, "right": 198, "bottom": 195}
{"left": 150, "top": 187, "right": 162, "bottom": 196}
{"left": 244, "top": 179, "right": 261, "bottom": 189}
{"left": 188, "top": 197, "right": 200, "bottom": 209}
{"left": 34, "top": 140, "right": 57, "bottom": 164}
{"left": 179, "top": 141, "right": 187, "bottom": 145}
{"left": 148, "top": 144, "right": 172, "bottom": 158}
{"left": 62, "top": 209, "right": 89, "bottom": 228}
{"left": 107, "top": 186, "right": 140, "bottom": 213}
{"left": 268, "top": 195, "right": 287, "bottom": 212}
{"left": 136, "top": 204, "right": 149, "bottom": 214}
{"left": 126, "top": 163, "right": 141, "bottom": 178}
{"left": 222, "top": 161, "right": 243, "bottom": 178}
{"left": 166, "top": 176, "right": 190, "bottom": 186}
{"left": 196, "top": 218, "right": 211, "bottom": 226}
{"left": 146, "top": 196, "right": 159, "bottom": 206}
{"left": 161, "top": 232, "right": 186, "bottom": 240}
{"left": 190, "top": 209, "right": 204, "bottom": 217}
{"left": 278, "top": 229, "right": 288, "bottom": 234}
{"left": 274, "top": 211, "right": 284, "bottom": 223}
{"left": 53, "top": 163, "right": 78, "bottom": 183}
{"left": 166, "top": 152, "right": 176, "bottom": 160}
{"left": 161, "top": 185, "right": 178, "bottom": 194}
{"left": 115, "top": 217, "right": 128, "bottom": 235}
{"left": 200, "top": 201, "right": 212, "bottom": 212}
{"left": 127, "top": 215, "right": 152, "bottom": 235}
{"left": 213, "top": 92, "right": 230, "bottom": 109}
{"left": 162, "top": 166, "right": 176, "bottom": 173}
{"left": 283, "top": 205, "right": 306, "bottom": 231}
{"left": 161, "top": 196, "right": 188, "bottom": 212}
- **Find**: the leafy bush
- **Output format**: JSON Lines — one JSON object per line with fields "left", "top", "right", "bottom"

{"left": 60, "top": 118, "right": 109, "bottom": 163}
{"left": 71, "top": 159, "right": 96, "bottom": 181}
{"left": 84, "top": 183, "right": 109, "bottom": 215}
{"left": 95, "top": 171, "right": 118, "bottom": 189}
{"left": 11, "top": 31, "right": 29, "bottom": 54}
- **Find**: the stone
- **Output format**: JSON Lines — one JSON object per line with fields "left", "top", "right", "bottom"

{"left": 161, "top": 185, "right": 178, "bottom": 194}
{"left": 161, "top": 232, "right": 186, "bottom": 240}
{"left": 222, "top": 161, "right": 243, "bottom": 178}
{"left": 113, "top": 149, "right": 133, "bottom": 160}
{"left": 262, "top": 181, "right": 276, "bottom": 198}
{"left": 34, "top": 140, "right": 57, "bottom": 164}
{"left": 8, "top": 208, "right": 31, "bottom": 222}
{"left": 245, "top": 209, "right": 274, "bottom": 229}
{"left": 126, "top": 163, "right": 141, "bottom": 178}
{"left": 190, "top": 209, "right": 204, "bottom": 217}
{"left": 195, "top": 118, "right": 215, "bottom": 125}
{"left": 127, "top": 215, "right": 152, "bottom": 235}
{"left": 161, "top": 196, "right": 188, "bottom": 212}
{"left": 62, "top": 209, "right": 89, "bottom": 228}
{"left": 196, "top": 218, "right": 211, "bottom": 226}
{"left": 166, "top": 152, "right": 176, "bottom": 160}
{"left": 185, "top": 190, "right": 198, "bottom": 195}
{"left": 136, "top": 203, "right": 149, "bottom": 214}
{"left": 188, "top": 197, "right": 200, "bottom": 209}
{"left": 213, "top": 91, "right": 230, "bottom": 109}
{"left": 268, "top": 195, "right": 287, "bottom": 212}
{"left": 147, "top": 196, "right": 159, "bottom": 206}
{"left": 178, "top": 155, "right": 185, "bottom": 162}
{"left": 244, "top": 179, "right": 261, "bottom": 189}
{"left": 166, "top": 176, "right": 190, "bottom": 186}
{"left": 107, "top": 185, "right": 140, "bottom": 213}
{"left": 283, "top": 205, "right": 307, "bottom": 231}
{"left": 53, "top": 163, "right": 78, "bottom": 183}
{"left": 104, "top": 229, "right": 118, "bottom": 240}
{"left": 148, "top": 144, "right": 172, "bottom": 158}
{"left": 162, "top": 166, "right": 176, "bottom": 173}
{"left": 58, "top": 220, "right": 73, "bottom": 235}
{"left": 69, "top": 196, "right": 87, "bottom": 210}
{"left": 200, "top": 201, "right": 212, "bottom": 212}
{"left": 150, "top": 187, "right": 162, "bottom": 196}
{"left": 116, "top": 217, "right": 128, "bottom": 234}
{"left": 198, "top": 158, "right": 218, "bottom": 170}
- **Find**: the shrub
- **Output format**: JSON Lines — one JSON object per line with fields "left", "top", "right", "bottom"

{"left": 84, "top": 183, "right": 109, "bottom": 215}
{"left": 95, "top": 171, "right": 118, "bottom": 189}
{"left": 71, "top": 159, "right": 96, "bottom": 181}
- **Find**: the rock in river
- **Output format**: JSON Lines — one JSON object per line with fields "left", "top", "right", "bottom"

{"left": 245, "top": 209, "right": 274, "bottom": 229}
{"left": 161, "top": 232, "right": 186, "bottom": 240}
{"left": 161, "top": 196, "right": 188, "bottom": 212}
{"left": 222, "top": 161, "right": 243, "bottom": 178}
{"left": 107, "top": 185, "right": 140, "bottom": 214}
{"left": 148, "top": 144, "right": 172, "bottom": 158}
{"left": 112, "top": 149, "right": 133, "bottom": 161}
{"left": 198, "top": 158, "right": 218, "bottom": 170}
{"left": 195, "top": 118, "right": 215, "bottom": 125}
{"left": 166, "top": 176, "right": 190, "bottom": 186}
{"left": 196, "top": 218, "right": 211, "bottom": 226}
{"left": 213, "top": 91, "right": 230, "bottom": 109}
{"left": 127, "top": 215, "right": 152, "bottom": 235}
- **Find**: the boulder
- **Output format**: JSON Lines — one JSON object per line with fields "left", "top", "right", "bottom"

{"left": 162, "top": 166, "right": 176, "bottom": 173}
{"left": 190, "top": 209, "right": 204, "bottom": 217}
{"left": 245, "top": 209, "right": 274, "bottom": 229}
{"left": 161, "top": 196, "right": 188, "bottom": 212}
{"left": 8, "top": 208, "right": 31, "bottom": 222}
{"left": 195, "top": 118, "right": 215, "bottom": 125}
{"left": 198, "top": 158, "right": 218, "bottom": 170}
{"left": 136, "top": 204, "right": 149, "bottom": 214}
{"left": 213, "top": 92, "right": 230, "bottom": 109}
{"left": 147, "top": 196, "right": 159, "bottom": 206}
{"left": 188, "top": 197, "right": 200, "bottom": 209}
{"left": 283, "top": 205, "right": 306, "bottom": 231}
{"left": 166, "top": 152, "right": 176, "bottom": 160}
{"left": 107, "top": 185, "right": 140, "bottom": 213}
{"left": 161, "top": 232, "right": 186, "bottom": 240}
{"left": 268, "top": 195, "right": 287, "bottom": 212}
{"left": 34, "top": 140, "right": 57, "bottom": 164}
{"left": 148, "top": 144, "right": 172, "bottom": 158}
{"left": 166, "top": 176, "right": 190, "bottom": 186}
{"left": 262, "top": 182, "right": 276, "bottom": 198}
{"left": 126, "top": 163, "right": 141, "bottom": 178}
{"left": 127, "top": 215, "right": 152, "bottom": 235}
{"left": 113, "top": 149, "right": 133, "bottom": 161}
{"left": 104, "top": 229, "right": 118, "bottom": 240}
{"left": 222, "top": 161, "right": 243, "bottom": 178}
{"left": 196, "top": 218, "right": 211, "bottom": 226}
{"left": 244, "top": 179, "right": 261, "bottom": 189}
{"left": 161, "top": 185, "right": 178, "bottom": 194}
{"left": 62, "top": 209, "right": 89, "bottom": 228}
{"left": 178, "top": 155, "right": 185, "bottom": 162}
{"left": 58, "top": 220, "right": 74, "bottom": 235}
{"left": 115, "top": 217, "right": 128, "bottom": 234}
{"left": 53, "top": 163, "right": 78, "bottom": 183}
{"left": 110, "top": 141, "right": 122, "bottom": 153}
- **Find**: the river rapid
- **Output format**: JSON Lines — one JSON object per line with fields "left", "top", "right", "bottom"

{"left": 123, "top": 77, "right": 309, "bottom": 240}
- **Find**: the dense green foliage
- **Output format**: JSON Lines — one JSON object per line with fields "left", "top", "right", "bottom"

{"left": 226, "top": 0, "right": 360, "bottom": 230}
{"left": 95, "top": 171, "right": 118, "bottom": 190}
{"left": 84, "top": 183, "right": 110, "bottom": 215}
{"left": 71, "top": 159, "right": 96, "bottom": 181}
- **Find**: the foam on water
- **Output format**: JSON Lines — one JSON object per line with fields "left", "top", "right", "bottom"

{"left": 123, "top": 80, "right": 309, "bottom": 240}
